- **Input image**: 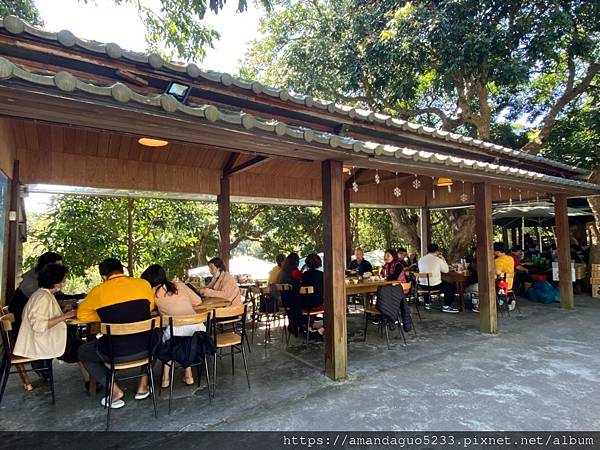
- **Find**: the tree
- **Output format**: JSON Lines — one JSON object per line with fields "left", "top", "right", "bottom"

{"left": 242, "top": 0, "right": 599, "bottom": 260}
{"left": 0, "top": 0, "right": 42, "bottom": 25}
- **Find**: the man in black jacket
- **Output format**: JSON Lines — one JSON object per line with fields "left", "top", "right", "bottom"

{"left": 347, "top": 249, "right": 373, "bottom": 276}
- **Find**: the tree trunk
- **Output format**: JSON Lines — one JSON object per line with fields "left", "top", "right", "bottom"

{"left": 387, "top": 209, "right": 420, "bottom": 252}
{"left": 127, "top": 198, "right": 134, "bottom": 276}
{"left": 447, "top": 210, "right": 476, "bottom": 263}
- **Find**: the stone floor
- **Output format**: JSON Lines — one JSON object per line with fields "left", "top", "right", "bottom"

{"left": 1, "top": 295, "right": 600, "bottom": 431}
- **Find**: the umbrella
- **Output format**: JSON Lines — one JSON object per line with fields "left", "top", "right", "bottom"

{"left": 492, "top": 202, "right": 593, "bottom": 228}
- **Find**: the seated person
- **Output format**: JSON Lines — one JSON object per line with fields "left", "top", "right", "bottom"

{"left": 198, "top": 257, "right": 242, "bottom": 305}
{"left": 300, "top": 254, "right": 325, "bottom": 340}
{"left": 494, "top": 242, "right": 516, "bottom": 310}
{"left": 268, "top": 254, "right": 286, "bottom": 285}
{"left": 9, "top": 252, "right": 83, "bottom": 332}
{"left": 278, "top": 252, "right": 303, "bottom": 335}
{"left": 511, "top": 245, "right": 531, "bottom": 295}
{"left": 141, "top": 264, "right": 203, "bottom": 388}
{"left": 417, "top": 244, "right": 458, "bottom": 313}
{"left": 347, "top": 249, "right": 373, "bottom": 276}
{"left": 398, "top": 247, "right": 417, "bottom": 271}
{"left": 382, "top": 249, "right": 407, "bottom": 282}
{"left": 13, "top": 264, "right": 77, "bottom": 363}
{"left": 77, "top": 258, "right": 155, "bottom": 409}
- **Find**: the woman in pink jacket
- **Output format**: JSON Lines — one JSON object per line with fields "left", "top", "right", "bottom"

{"left": 199, "top": 257, "right": 242, "bottom": 306}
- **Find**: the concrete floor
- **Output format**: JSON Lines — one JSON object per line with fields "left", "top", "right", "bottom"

{"left": 1, "top": 295, "right": 600, "bottom": 431}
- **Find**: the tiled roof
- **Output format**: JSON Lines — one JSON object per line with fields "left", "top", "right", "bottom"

{"left": 0, "top": 15, "right": 588, "bottom": 176}
{"left": 1, "top": 56, "right": 597, "bottom": 194}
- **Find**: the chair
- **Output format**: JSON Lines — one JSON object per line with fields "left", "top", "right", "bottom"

{"left": 275, "top": 283, "right": 295, "bottom": 342}
{"left": 504, "top": 272, "right": 521, "bottom": 314}
{"left": 363, "top": 286, "right": 407, "bottom": 349}
{"left": 101, "top": 317, "right": 159, "bottom": 430}
{"left": 299, "top": 286, "right": 324, "bottom": 343}
{"left": 401, "top": 280, "right": 421, "bottom": 321}
{"left": 212, "top": 304, "right": 250, "bottom": 396}
{"left": 0, "top": 313, "right": 55, "bottom": 406}
{"left": 160, "top": 312, "right": 212, "bottom": 414}
{"left": 250, "top": 286, "right": 280, "bottom": 347}
{"left": 415, "top": 273, "right": 442, "bottom": 310}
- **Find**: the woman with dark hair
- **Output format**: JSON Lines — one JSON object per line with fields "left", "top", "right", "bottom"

{"left": 198, "top": 257, "right": 242, "bottom": 306}
{"left": 300, "top": 254, "right": 325, "bottom": 340}
{"left": 13, "top": 264, "right": 76, "bottom": 361}
{"left": 141, "top": 264, "right": 203, "bottom": 387}
{"left": 382, "top": 248, "right": 407, "bottom": 282}
{"left": 278, "top": 252, "right": 302, "bottom": 286}
{"left": 277, "top": 252, "right": 303, "bottom": 336}
{"left": 9, "top": 252, "right": 64, "bottom": 331}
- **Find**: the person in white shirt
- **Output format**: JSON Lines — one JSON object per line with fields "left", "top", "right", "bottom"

{"left": 417, "top": 243, "right": 458, "bottom": 313}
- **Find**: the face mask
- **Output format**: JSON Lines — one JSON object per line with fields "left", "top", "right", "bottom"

{"left": 214, "top": 270, "right": 221, "bottom": 280}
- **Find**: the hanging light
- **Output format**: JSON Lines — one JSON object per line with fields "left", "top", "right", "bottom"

{"left": 436, "top": 177, "right": 453, "bottom": 189}
{"left": 431, "top": 176, "right": 436, "bottom": 199}
{"left": 518, "top": 189, "right": 523, "bottom": 202}
{"left": 138, "top": 137, "right": 168, "bottom": 147}
{"left": 509, "top": 187, "right": 513, "bottom": 206}
{"left": 374, "top": 169, "right": 380, "bottom": 185}
{"left": 343, "top": 167, "right": 351, "bottom": 174}
{"left": 412, "top": 174, "right": 421, "bottom": 189}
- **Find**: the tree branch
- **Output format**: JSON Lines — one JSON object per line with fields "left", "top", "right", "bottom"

{"left": 522, "top": 61, "right": 600, "bottom": 154}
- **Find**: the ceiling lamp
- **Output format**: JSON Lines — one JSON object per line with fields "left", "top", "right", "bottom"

{"left": 436, "top": 177, "right": 453, "bottom": 192}
{"left": 138, "top": 137, "right": 169, "bottom": 147}
{"left": 343, "top": 167, "right": 352, "bottom": 174}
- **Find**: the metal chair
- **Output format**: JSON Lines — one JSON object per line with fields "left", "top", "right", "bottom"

{"left": 0, "top": 313, "right": 55, "bottom": 406}
{"left": 160, "top": 312, "right": 212, "bottom": 414}
{"left": 101, "top": 317, "right": 159, "bottom": 430}
{"left": 401, "top": 280, "right": 421, "bottom": 321}
{"left": 212, "top": 304, "right": 250, "bottom": 397}
{"left": 363, "top": 288, "right": 407, "bottom": 349}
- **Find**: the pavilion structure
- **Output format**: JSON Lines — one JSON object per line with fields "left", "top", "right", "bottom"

{"left": 1, "top": 16, "right": 598, "bottom": 380}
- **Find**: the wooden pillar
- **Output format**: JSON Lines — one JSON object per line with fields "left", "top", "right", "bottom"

{"left": 502, "top": 227, "right": 509, "bottom": 249}
{"left": 510, "top": 228, "right": 518, "bottom": 247}
{"left": 420, "top": 207, "right": 431, "bottom": 257}
{"left": 474, "top": 183, "right": 497, "bottom": 334}
{"left": 218, "top": 176, "right": 231, "bottom": 270}
{"left": 555, "top": 194, "right": 574, "bottom": 309}
{"left": 5, "top": 160, "right": 19, "bottom": 303}
{"left": 344, "top": 188, "right": 352, "bottom": 265}
{"left": 322, "top": 160, "right": 347, "bottom": 380}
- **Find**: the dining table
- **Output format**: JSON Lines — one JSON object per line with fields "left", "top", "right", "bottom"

{"left": 441, "top": 271, "right": 469, "bottom": 311}
{"left": 345, "top": 279, "right": 400, "bottom": 296}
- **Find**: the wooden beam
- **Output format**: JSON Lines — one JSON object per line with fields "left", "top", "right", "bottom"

{"left": 355, "top": 174, "right": 413, "bottom": 189}
{"left": 555, "top": 194, "right": 574, "bottom": 309}
{"left": 344, "top": 188, "right": 352, "bottom": 265}
{"left": 419, "top": 207, "right": 431, "bottom": 257}
{"left": 474, "top": 183, "right": 497, "bottom": 334}
{"left": 5, "top": 160, "right": 19, "bottom": 303}
{"left": 225, "top": 155, "right": 269, "bottom": 177}
{"left": 322, "top": 159, "right": 347, "bottom": 380}
{"left": 218, "top": 176, "right": 231, "bottom": 269}
{"left": 222, "top": 152, "right": 240, "bottom": 174}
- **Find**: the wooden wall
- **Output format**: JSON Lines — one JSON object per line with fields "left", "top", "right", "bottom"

{"left": 0, "top": 119, "right": 15, "bottom": 178}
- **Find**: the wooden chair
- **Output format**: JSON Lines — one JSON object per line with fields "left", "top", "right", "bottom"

{"left": 160, "top": 312, "right": 212, "bottom": 414}
{"left": 299, "top": 286, "right": 324, "bottom": 343}
{"left": 250, "top": 286, "right": 279, "bottom": 347}
{"left": 275, "top": 283, "right": 294, "bottom": 343}
{"left": 0, "top": 313, "right": 54, "bottom": 405}
{"left": 401, "top": 280, "right": 421, "bottom": 321}
{"left": 101, "top": 317, "right": 159, "bottom": 430}
{"left": 212, "top": 304, "right": 250, "bottom": 397}
{"left": 415, "top": 272, "right": 442, "bottom": 310}
{"left": 498, "top": 272, "right": 520, "bottom": 316}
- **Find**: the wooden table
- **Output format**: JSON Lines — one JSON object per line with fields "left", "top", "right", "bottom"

{"left": 194, "top": 298, "right": 232, "bottom": 312}
{"left": 345, "top": 280, "right": 399, "bottom": 296}
{"left": 442, "top": 271, "right": 469, "bottom": 311}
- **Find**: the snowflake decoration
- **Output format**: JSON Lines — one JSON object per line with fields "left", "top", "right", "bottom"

{"left": 352, "top": 181, "right": 359, "bottom": 192}
{"left": 375, "top": 171, "right": 380, "bottom": 184}
{"left": 460, "top": 193, "right": 469, "bottom": 203}
{"left": 412, "top": 177, "right": 421, "bottom": 189}
{"left": 393, "top": 187, "right": 402, "bottom": 197}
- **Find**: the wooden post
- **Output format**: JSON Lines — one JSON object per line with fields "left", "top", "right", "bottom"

{"left": 126, "top": 198, "right": 135, "bottom": 277}
{"left": 5, "top": 160, "right": 19, "bottom": 303}
{"left": 420, "top": 207, "right": 431, "bottom": 257}
{"left": 344, "top": 188, "right": 352, "bottom": 264}
{"left": 510, "top": 228, "right": 518, "bottom": 247}
{"left": 218, "top": 176, "right": 231, "bottom": 270}
{"left": 555, "top": 194, "right": 574, "bottom": 309}
{"left": 322, "top": 160, "right": 347, "bottom": 380}
{"left": 474, "top": 183, "right": 497, "bottom": 334}
{"left": 502, "top": 227, "right": 509, "bottom": 249}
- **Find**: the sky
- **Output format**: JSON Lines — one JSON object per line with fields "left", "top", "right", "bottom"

{"left": 27, "top": 0, "right": 263, "bottom": 213}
